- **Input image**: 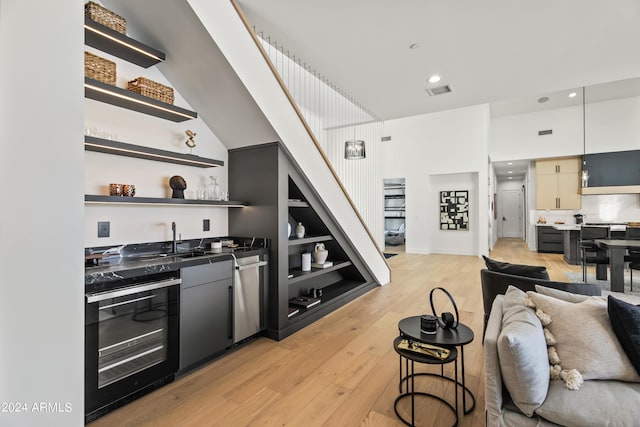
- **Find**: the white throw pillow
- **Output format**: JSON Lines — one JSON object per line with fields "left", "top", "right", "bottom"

{"left": 527, "top": 292, "right": 640, "bottom": 382}
{"left": 497, "top": 286, "right": 550, "bottom": 415}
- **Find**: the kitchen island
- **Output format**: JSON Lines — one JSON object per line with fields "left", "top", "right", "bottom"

{"left": 552, "top": 224, "right": 581, "bottom": 265}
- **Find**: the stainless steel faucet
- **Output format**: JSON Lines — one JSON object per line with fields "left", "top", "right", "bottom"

{"left": 171, "top": 222, "right": 177, "bottom": 254}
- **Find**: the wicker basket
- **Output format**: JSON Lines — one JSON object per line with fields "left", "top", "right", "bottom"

{"left": 127, "top": 77, "right": 174, "bottom": 104}
{"left": 84, "top": 51, "right": 116, "bottom": 85}
{"left": 85, "top": 1, "right": 126, "bottom": 34}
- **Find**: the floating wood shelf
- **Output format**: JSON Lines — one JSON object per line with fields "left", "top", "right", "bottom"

{"left": 84, "top": 78, "right": 197, "bottom": 122}
{"left": 85, "top": 195, "right": 247, "bottom": 207}
{"left": 84, "top": 17, "right": 165, "bottom": 68}
{"left": 85, "top": 136, "right": 223, "bottom": 168}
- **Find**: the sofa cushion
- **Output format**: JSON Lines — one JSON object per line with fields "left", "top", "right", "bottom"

{"left": 527, "top": 292, "right": 640, "bottom": 382}
{"left": 498, "top": 286, "right": 549, "bottom": 416}
{"left": 534, "top": 285, "right": 597, "bottom": 303}
{"left": 608, "top": 295, "right": 640, "bottom": 375}
{"left": 536, "top": 379, "right": 640, "bottom": 426}
{"left": 482, "top": 255, "right": 550, "bottom": 280}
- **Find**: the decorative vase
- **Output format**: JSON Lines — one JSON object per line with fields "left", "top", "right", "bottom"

{"left": 313, "top": 243, "right": 328, "bottom": 264}
{"left": 287, "top": 223, "right": 292, "bottom": 238}
{"left": 295, "top": 222, "right": 305, "bottom": 238}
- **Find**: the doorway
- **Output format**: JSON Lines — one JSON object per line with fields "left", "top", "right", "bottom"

{"left": 500, "top": 189, "right": 523, "bottom": 238}
{"left": 384, "top": 178, "right": 405, "bottom": 253}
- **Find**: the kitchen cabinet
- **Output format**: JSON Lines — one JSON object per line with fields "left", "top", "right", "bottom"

{"left": 537, "top": 226, "right": 563, "bottom": 253}
{"left": 228, "top": 143, "right": 376, "bottom": 340}
{"left": 535, "top": 157, "right": 581, "bottom": 209}
{"left": 179, "top": 260, "right": 233, "bottom": 372}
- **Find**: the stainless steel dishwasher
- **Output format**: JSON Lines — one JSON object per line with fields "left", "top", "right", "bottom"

{"left": 232, "top": 253, "right": 268, "bottom": 343}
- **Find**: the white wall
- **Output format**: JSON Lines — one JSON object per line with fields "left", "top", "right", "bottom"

{"left": 384, "top": 104, "right": 490, "bottom": 256}
{"left": 84, "top": 46, "right": 230, "bottom": 247}
{"left": 490, "top": 95, "right": 640, "bottom": 162}
{"left": 0, "top": 1, "right": 84, "bottom": 425}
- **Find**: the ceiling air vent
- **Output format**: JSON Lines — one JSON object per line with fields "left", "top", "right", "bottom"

{"left": 425, "top": 85, "right": 452, "bottom": 96}
{"left": 538, "top": 129, "right": 553, "bottom": 136}
{"left": 381, "top": 136, "right": 392, "bottom": 141}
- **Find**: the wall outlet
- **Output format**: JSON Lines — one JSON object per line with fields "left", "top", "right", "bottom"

{"left": 203, "top": 219, "right": 210, "bottom": 231}
{"left": 98, "top": 221, "right": 110, "bottom": 238}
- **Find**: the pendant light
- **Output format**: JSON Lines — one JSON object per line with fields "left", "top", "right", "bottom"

{"left": 581, "top": 86, "right": 590, "bottom": 187}
{"left": 344, "top": 139, "right": 366, "bottom": 159}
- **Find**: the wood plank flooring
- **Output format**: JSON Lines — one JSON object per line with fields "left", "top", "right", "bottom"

{"left": 90, "top": 238, "right": 581, "bottom": 426}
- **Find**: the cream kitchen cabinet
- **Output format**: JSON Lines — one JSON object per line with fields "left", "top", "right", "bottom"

{"left": 535, "top": 157, "right": 581, "bottom": 209}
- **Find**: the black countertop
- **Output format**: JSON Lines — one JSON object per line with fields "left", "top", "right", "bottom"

{"left": 85, "top": 237, "right": 268, "bottom": 288}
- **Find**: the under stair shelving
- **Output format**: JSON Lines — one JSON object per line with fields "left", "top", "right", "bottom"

{"left": 228, "top": 143, "right": 377, "bottom": 340}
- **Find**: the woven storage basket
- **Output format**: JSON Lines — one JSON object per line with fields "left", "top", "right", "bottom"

{"left": 84, "top": 51, "right": 116, "bottom": 85}
{"left": 85, "top": 1, "right": 126, "bottom": 34}
{"left": 127, "top": 77, "right": 174, "bottom": 104}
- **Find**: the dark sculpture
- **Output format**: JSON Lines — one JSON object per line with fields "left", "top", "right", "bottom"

{"left": 169, "top": 175, "right": 187, "bottom": 199}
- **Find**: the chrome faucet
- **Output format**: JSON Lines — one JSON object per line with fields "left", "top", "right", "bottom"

{"left": 171, "top": 222, "right": 177, "bottom": 254}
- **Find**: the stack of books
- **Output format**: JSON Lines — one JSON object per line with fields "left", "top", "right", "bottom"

{"left": 289, "top": 296, "right": 321, "bottom": 309}
{"left": 311, "top": 261, "right": 333, "bottom": 269}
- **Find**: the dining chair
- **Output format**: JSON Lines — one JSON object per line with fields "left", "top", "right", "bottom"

{"left": 580, "top": 226, "right": 610, "bottom": 282}
{"left": 624, "top": 227, "right": 640, "bottom": 291}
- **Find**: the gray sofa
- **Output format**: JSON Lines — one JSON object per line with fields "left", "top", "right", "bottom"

{"left": 480, "top": 268, "right": 601, "bottom": 332}
{"left": 485, "top": 293, "right": 640, "bottom": 426}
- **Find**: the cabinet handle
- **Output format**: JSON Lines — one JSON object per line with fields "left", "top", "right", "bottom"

{"left": 228, "top": 285, "right": 233, "bottom": 340}
{"left": 556, "top": 197, "right": 560, "bottom": 209}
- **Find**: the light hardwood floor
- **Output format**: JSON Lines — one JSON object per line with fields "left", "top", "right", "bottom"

{"left": 91, "top": 238, "right": 582, "bottom": 426}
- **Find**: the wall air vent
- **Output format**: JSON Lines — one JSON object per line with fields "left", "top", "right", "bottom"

{"left": 381, "top": 136, "right": 392, "bottom": 141}
{"left": 425, "top": 85, "right": 452, "bottom": 96}
{"left": 538, "top": 129, "right": 553, "bottom": 136}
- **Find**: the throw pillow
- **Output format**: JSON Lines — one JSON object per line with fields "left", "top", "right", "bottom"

{"left": 497, "top": 286, "right": 549, "bottom": 416}
{"left": 534, "top": 285, "right": 603, "bottom": 303}
{"left": 482, "top": 255, "right": 550, "bottom": 280}
{"left": 527, "top": 292, "right": 640, "bottom": 382}
{"left": 608, "top": 295, "right": 640, "bottom": 375}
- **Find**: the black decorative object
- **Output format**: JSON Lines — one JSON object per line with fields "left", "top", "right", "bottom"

{"left": 440, "top": 190, "right": 469, "bottom": 230}
{"left": 169, "top": 175, "right": 186, "bottom": 199}
{"left": 420, "top": 314, "right": 438, "bottom": 334}
{"left": 429, "top": 287, "right": 459, "bottom": 329}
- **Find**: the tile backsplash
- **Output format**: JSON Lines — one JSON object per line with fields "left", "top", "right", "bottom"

{"left": 534, "top": 194, "right": 640, "bottom": 224}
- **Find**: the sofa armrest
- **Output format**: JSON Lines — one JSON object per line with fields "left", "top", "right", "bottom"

{"left": 484, "top": 295, "right": 505, "bottom": 427}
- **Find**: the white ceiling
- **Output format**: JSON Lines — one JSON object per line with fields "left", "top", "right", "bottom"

{"left": 237, "top": 0, "right": 640, "bottom": 120}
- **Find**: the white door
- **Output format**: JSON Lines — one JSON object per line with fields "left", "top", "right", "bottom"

{"left": 501, "top": 189, "right": 522, "bottom": 238}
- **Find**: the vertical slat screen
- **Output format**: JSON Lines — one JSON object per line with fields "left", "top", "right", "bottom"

{"left": 255, "top": 31, "right": 385, "bottom": 247}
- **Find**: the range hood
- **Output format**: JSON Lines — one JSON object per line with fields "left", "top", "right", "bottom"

{"left": 581, "top": 150, "right": 640, "bottom": 195}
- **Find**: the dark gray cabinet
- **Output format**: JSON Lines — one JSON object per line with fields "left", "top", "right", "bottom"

{"left": 562, "top": 229, "right": 580, "bottom": 265}
{"left": 537, "top": 226, "right": 563, "bottom": 253}
{"left": 179, "top": 260, "right": 233, "bottom": 372}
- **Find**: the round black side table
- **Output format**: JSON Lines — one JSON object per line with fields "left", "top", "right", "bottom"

{"left": 393, "top": 336, "right": 458, "bottom": 427}
{"left": 398, "top": 316, "right": 476, "bottom": 415}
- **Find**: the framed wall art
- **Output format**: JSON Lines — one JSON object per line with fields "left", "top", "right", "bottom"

{"left": 440, "top": 190, "right": 469, "bottom": 230}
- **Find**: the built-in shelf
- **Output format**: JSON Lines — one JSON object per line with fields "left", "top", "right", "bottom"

{"left": 385, "top": 216, "right": 406, "bottom": 219}
{"left": 287, "top": 261, "right": 352, "bottom": 285}
{"left": 288, "top": 235, "right": 332, "bottom": 246}
{"left": 84, "top": 77, "right": 197, "bottom": 122}
{"left": 85, "top": 195, "right": 247, "bottom": 207}
{"left": 286, "top": 279, "right": 366, "bottom": 321}
{"left": 84, "top": 17, "right": 166, "bottom": 68}
{"left": 85, "top": 136, "right": 223, "bottom": 168}
{"left": 288, "top": 200, "right": 310, "bottom": 208}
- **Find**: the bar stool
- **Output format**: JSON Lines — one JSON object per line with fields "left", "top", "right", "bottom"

{"left": 580, "top": 226, "right": 610, "bottom": 281}
{"left": 624, "top": 227, "right": 640, "bottom": 291}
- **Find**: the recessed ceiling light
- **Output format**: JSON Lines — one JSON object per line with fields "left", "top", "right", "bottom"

{"left": 568, "top": 92, "right": 577, "bottom": 98}
{"left": 428, "top": 75, "right": 441, "bottom": 83}
{"left": 537, "top": 96, "right": 549, "bottom": 103}
{"left": 507, "top": 162, "right": 513, "bottom": 165}
{"left": 409, "top": 43, "right": 420, "bottom": 49}
{"left": 508, "top": 177, "right": 513, "bottom": 180}
{"left": 508, "top": 171, "right": 513, "bottom": 174}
